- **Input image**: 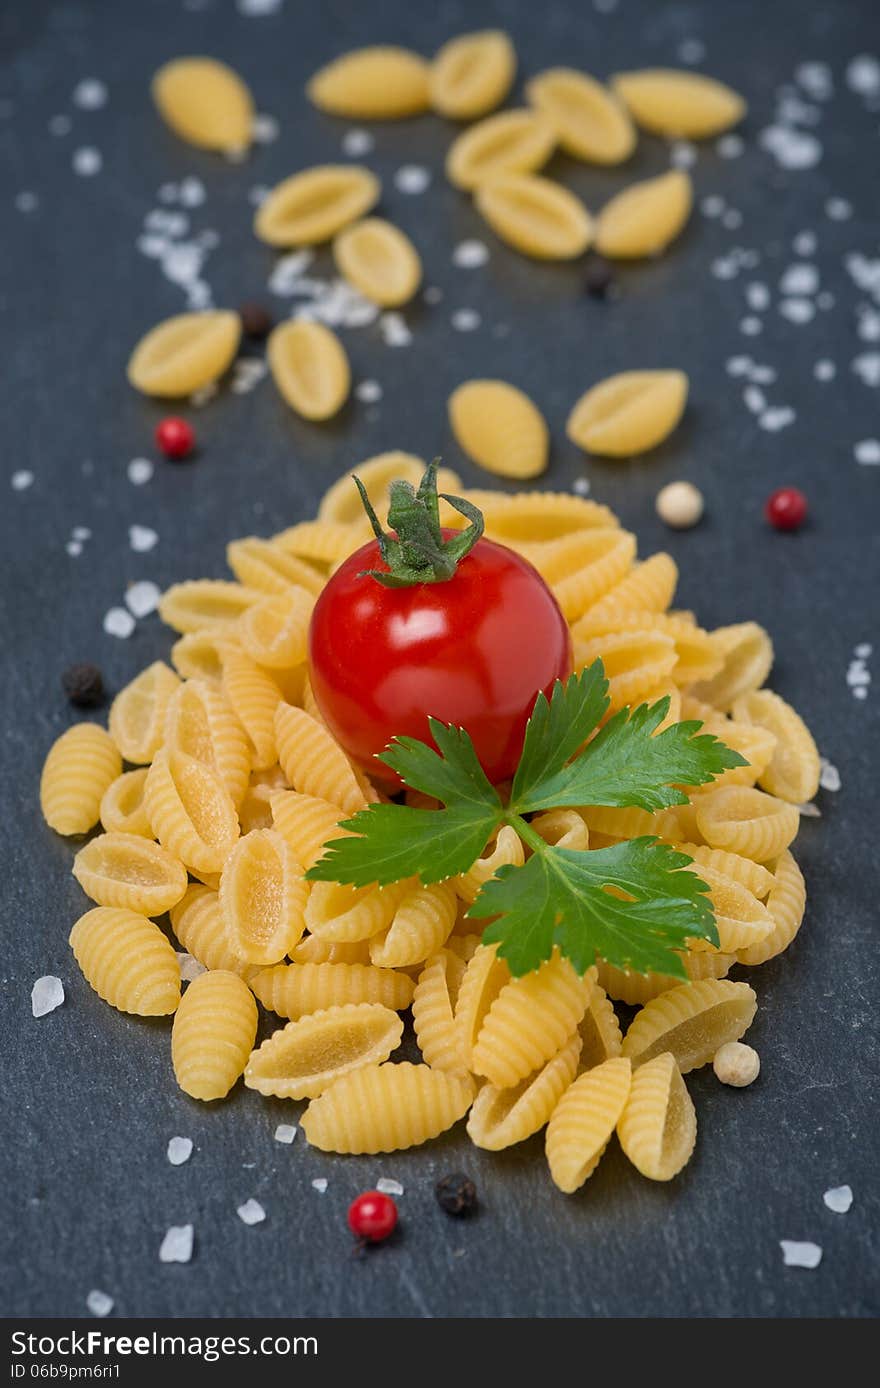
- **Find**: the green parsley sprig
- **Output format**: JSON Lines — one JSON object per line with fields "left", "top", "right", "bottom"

{"left": 306, "top": 663, "right": 747, "bottom": 980}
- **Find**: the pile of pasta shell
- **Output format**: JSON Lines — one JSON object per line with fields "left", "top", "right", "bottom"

{"left": 41, "top": 457, "right": 819, "bottom": 1193}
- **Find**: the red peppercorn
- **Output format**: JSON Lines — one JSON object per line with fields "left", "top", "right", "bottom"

{"left": 765, "top": 486, "right": 807, "bottom": 531}
{"left": 155, "top": 417, "right": 196, "bottom": 460}
{"left": 347, "top": 1191, "right": 398, "bottom": 1243}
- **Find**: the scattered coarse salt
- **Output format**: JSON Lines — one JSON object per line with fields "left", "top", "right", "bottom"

{"left": 86, "top": 1289, "right": 114, "bottom": 1318}
{"left": 759, "top": 125, "right": 822, "bottom": 170}
{"left": 670, "top": 140, "right": 697, "bottom": 169}
{"left": 423, "top": 286, "right": 443, "bottom": 305}
{"left": 797, "top": 802, "right": 821, "bottom": 818}
{"left": 780, "top": 298, "right": 815, "bottom": 324}
{"left": 819, "top": 758, "right": 841, "bottom": 792}
{"left": 780, "top": 263, "right": 819, "bottom": 296}
{"left": 125, "top": 581, "right": 161, "bottom": 619}
{"left": 740, "top": 317, "right": 763, "bottom": 336}
{"left": 248, "top": 184, "right": 269, "bottom": 207}
{"left": 744, "top": 385, "right": 767, "bottom": 414}
{"left": 726, "top": 355, "right": 753, "bottom": 377}
{"left": 380, "top": 312, "right": 412, "bottom": 348}
{"left": 453, "top": 239, "right": 490, "bottom": 269}
{"left": 237, "top": 1199, "right": 266, "bottom": 1225}
{"left": 73, "top": 79, "right": 108, "bottom": 110}
{"left": 177, "top": 953, "right": 207, "bottom": 983}
{"left": 746, "top": 283, "right": 770, "bottom": 311}
{"left": 846, "top": 55, "right": 880, "bottom": 98}
{"left": 677, "top": 37, "right": 706, "bottom": 64}
{"left": 451, "top": 308, "right": 481, "bottom": 332}
{"left": 826, "top": 197, "right": 853, "bottom": 221}
{"left": 355, "top": 379, "right": 382, "bottom": 404}
{"left": 252, "top": 113, "right": 279, "bottom": 144}
{"left": 72, "top": 526, "right": 92, "bottom": 542}
{"left": 66, "top": 541, "right": 83, "bottom": 557}
{"left": 179, "top": 177, "right": 206, "bottom": 208}
{"left": 274, "top": 1124, "right": 297, "bottom": 1144}
{"left": 32, "top": 976, "right": 64, "bottom": 1018}
{"left": 376, "top": 1178, "right": 404, "bottom": 1197}
{"left": 701, "top": 194, "right": 725, "bottom": 218}
{"left": 749, "top": 364, "right": 776, "bottom": 385}
{"left": 814, "top": 359, "right": 836, "bottom": 382}
{"left": 780, "top": 1240, "right": 822, "bottom": 1269}
{"left": 49, "top": 114, "right": 72, "bottom": 136}
{"left": 12, "top": 469, "right": 35, "bottom": 491}
{"left": 759, "top": 406, "right": 795, "bottom": 431}
{"left": 15, "top": 191, "right": 38, "bottom": 213}
{"left": 796, "top": 62, "right": 833, "bottom": 101}
{"left": 190, "top": 383, "right": 219, "bottom": 407}
{"left": 127, "top": 458, "right": 154, "bottom": 486}
{"left": 129, "top": 525, "right": 158, "bottom": 553}
{"left": 159, "top": 1224, "right": 194, "bottom": 1264}
{"left": 72, "top": 146, "right": 102, "bottom": 176}
{"left": 394, "top": 165, "right": 431, "bottom": 195}
{"left": 722, "top": 208, "right": 743, "bottom": 230}
{"left": 572, "top": 477, "right": 591, "bottom": 497}
{"left": 793, "top": 230, "right": 817, "bottom": 256}
{"left": 717, "top": 133, "right": 744, "bottom": 159}
{"left": 852, "top": 351, "right": 880, "bottom": 386}
{"left": 103, "top": 608, "right": 135, "bottom": 639}
{"left": 342, "top": 128, "right": 374, "bottom": 157}
{"left": 237, "top": 0, "right": 283, "bottom": 14}
{"left": 167, "top": 1137, "right": 193, "bottom": 1166}
{"left": 854, "top": 642, "right": 872, "bottom": 658}
{"left": 311, "top": 1178, "right": 328, "bottom": 1193}
{"left": 823, "top": 1185, "right": 853, "bottom": 1214}
{"left": 231, "top": 358, "right": 268, "bottom": 395}
{"left": 855, "top": 439, "right": 880, "bottom": 465}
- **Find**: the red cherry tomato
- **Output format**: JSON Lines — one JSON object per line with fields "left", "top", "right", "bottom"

{"left": 308, "top": 532, "right": 572, "bottom": 785}
{"left": 348, "top": 1190, "right": 398, "bottom": 1242}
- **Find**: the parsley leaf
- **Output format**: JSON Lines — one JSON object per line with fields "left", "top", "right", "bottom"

{"left": 509, "top": 664, "right": 609, "bottom": 805}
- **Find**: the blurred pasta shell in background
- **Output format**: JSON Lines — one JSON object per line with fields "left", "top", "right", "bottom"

{"left": 317, "top": 452, "right": 462, "bottom": 527}
{"left": 567, "top": 370, "right": 689, "bottom": 456}
{"left": 333, "top": 218, "right": 422, "bottom": 307}
{"left": 595, "top": 170, "right": 692, "bottom": 259}
{"left": 526, "top": 67, "right": 635, "bottom": 164}
{"left": 476, "top": 173, "right": 593, "bottom": 260}
{"left": 254, "top": 166, "right": 380, "bottom": 247}
{"left": 449, "top": 379, "right": 549, "bottom": 479}
{"left": 267, "top": 321, "right": 351, "bottom": 421}
{"left": 430, "top": 30, "right": 516, "bottom": 120}
{"left": 152, "top": 57, "right": 254, "bottom": 152}
{"left": 159, "top": 580, "right": 262, "bottom": 635}
{"left": 612, "top": 68, "right": 746, "bottom": 138}
{"left": 127, "top": 311, "right": 241, "bottom": 397}
{"left": 446, "top": 109, "right": 556, "bottom": 190}
{"left": 306, "top": 46, "right": 431, "bottom": 119}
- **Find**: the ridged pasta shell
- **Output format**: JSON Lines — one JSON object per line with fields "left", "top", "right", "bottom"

{"left": 245, "top": 1003, "right": 403, "bottom": 1099}
{"left": 567, "top": 370, "right": 689, "bottom": 456}
{"left": 446, "top": 109, "right": 556, "bottom": 190}
{"left": 145, "top": 747, "right": 240, "bottom": 875}
{"left": 574, "top": 553, "right": 679, "bottom": 634}
{"left": 672, "top": 844, "right": 775, "bottom": 900}
{"left": 164, "top": 679, "right": 252, "bottom": 808}
{"left": 736, "top": 850, "right": 805, "bottom": 966}
{"left": 412, "top": 950, "right": 469, "bottom": 1073}
{"left": 580, "top": 612, "right": 721, "bottom": 686}
{"left": 530, "top": 808, "right": 590, "bottom": 851}
{"left": 333, "top": 219, "right": 422, "bottom": 307}
{"left": 304, "top": 880, "right": 403, "bottom": 944}
{"left": 268, "top": 321, "right": 351, "bottom": 421}
{"left": 579, "top": 978, "right": 623, "bottom": 1067}
{"left": 691, "top": 622, "right": 774, "bottom": 710}
{"left": 430, "top": 30, "right": 516, "bottom": 119}
{"left": 109, "top": 661, "right": 181, "bottom": 763}
{"left": 171, "top": 970, "right": 258, "bottom": 1101}
{"left": 170, "top": 884, "right": 256, "bottom": 979}
{"left": 307, "top": 47, "right": 431, "bottom": 119}
{"left": 575, "top": 629, "right": 678, "bottom": 710}
{"left": 159, "top": 580, "right": 263, "bottom": 634}
{"left": 453, "top": 825, "right": 525, "bottom": 904}
{"left": 595, "top": 170, "right": 692, "bottom": 259}
{"left": 271, "top": 519, "right": 370, "bottom": 566}
{"left": 617, "top": 1052, "right": 697, "bottom": 1180}
{"left": 318, "top": 451, "right": 417, "bottom": 523}
{"left": 526, "top": 68, "right": 635, "bottom": 164}
{"left": 596, "top": 947, "right": 736, "bottom": 1006}
{"left": 220, "top": 647, "right": 281, "bottom": 771}
{"left": 69, "top": 906, "right": 180, "bottom": 1016}
{"left": 369, "top": 882, "right": 458, "bottom": 968}
{"left": 550, "top": 531, "right": 638, "bottom": 622}
{"left": 612, "top": 69, "right": 746, "bottom": 138}
{"left": 41, "top": 724, "right": 122, "bottom": 837}
{"left": 127, "top": 311, "right": 241, "bottom": 397}
{"left": 453, "top": 943, "right": 511, "bottom": 1069}
{"left": 291, "top": 935, "right": 372, "bottom": 965}
{"left": 448, "top": 379, "right": 549, "bottom": 479}
{"left": 545, "top": 1055, "right": 632, "bottom": 1192}
{"left": 170, "top": 633, "right": 231, "bottom": 684}
{"left": 270, "top": 789, "right": 347, "bottom": 869}
{"left": 685, "top": 863, "right": 773, "bottom": 954}
{"left": 694, "top": 785, "right": 799, "bottom": 861}
{"left": 468, "top": 1033, "right": 582, "bottom": 1150}
{"left": 460, "top": 489, "right": 617, "bottom": 540}
{"left": 73, "top": 832, "right": 188, "bottom": 915}
{"left": 219, "top": 828, "right": 308, "bottom": 964}
{"left": 472, "top": 953, "right": 592, "bottom": 1087}
{"left": 251, "top": 961, "right": 415, "bottom": 1020}
{"left": 731, "top": 689, "right": 820, "bottom": 804}
{"left": 621, "top": 979, "right": 757, "bottom": 1072}
{"left": 152, "top": 57, "right": 254, "bottom": 152}
{"left": 100, "top": 768, "right": 152, "bottom": 837}
{"left": 238, "top": 590, "right": 316, "bottom": 668}
{"left": 228, "top": 537, "right": 324, "bottom": 596}
{"left": 254, "top": 165, "right": 381, "bottom": 247}
{"left": 274, "top": 703, "right": 365, "bottom": 815}
{"left": 476, "top": 173, "right": 593, "bottom": 260}
{"left": 301, "top": 1061, "right": 474, "bottom": 1153}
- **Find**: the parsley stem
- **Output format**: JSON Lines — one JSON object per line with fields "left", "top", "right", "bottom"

{"left": 504, "top": 811, "right": 547, "bottom": 857}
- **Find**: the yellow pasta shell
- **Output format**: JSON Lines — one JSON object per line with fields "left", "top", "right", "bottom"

{"left": 41, "top": 724, "right": 122, "bottom": 837}
{"left": 448, "top": 379, "right": 549, "bottom": 479}
{"left": 228, "top": 537, "right": 324, "bottom": 596}
{"left": 468, "top": 1033, "right": 582, "bottom": 1150}
{"left": 574, "top": 553, "right": 679, "bottom": 634}
{"left": 737, "top": 849, "right": 805, "bottom": 966}
{"left": 164, "top": 679, "right": 251, "bottom": 808}
{"left": 307, "top": 47, "right": 430, "bottom": 119}
{"left": 575, "top": 629, "right": 678, "bottom": 710}
{"left": 238, "top": 590, "right": 316, "bottom": 669}
{"left": 472, "top": 953, "right": 592, "bottom": 1088}
{"left": 686, "top": 863, "right": 773, "bottom": 954}
{"left": 291, "top": 935, "right": 372, "bottom": 966}
{"left": 579, "top": 978, "right": 623, "bottom": 1067}
{"left": 612, "top": 69, "right": 746, "bottom": 138}
{"left": 617, "top": 1052, "right": 697, "bottom": 1180}
{"left": 412, "top": 949, "right": 469, "bottom": 1073}
{"left": 695, "top": 785, "right": 799, "bottom": 861}
{"left": 171, "top": 970, "right": 258, "bottom": 1101}
{"left": 270, "top": 789, "right": 347, "bottom": 870}
{"left": 245, "top": 1003, "right": 403, "bottom": 1099}
{"left": 301, "top": 1061, "right": 474, "bottom": 1154}
{"left": 274, "top": 703, "right": 365, "bottom": 814}
{"left": 672, "top": 843, "right": 775, "bottom": 900}
{"left": 220, "top": 647, "right": 281, "bottom": 771}
{"left": 272, "top": 519, "right": 370, "bottom": 567}
{"left": 170, "top": 884, "right": 256, "bottom": 979}
{"left": 159, "top": 580, "right": 263, "bottom": 635}
{"left": 446, "top": 109, "right": 556, "bottom": 190}
{"left": 476, "top": 173, "right": 593, "bottom": 260}
{"left": 108, "top": 661, "right": 180, "bottom": 764}
{"left": 219, "top": 828, "right": 308, "bottom": 964}
{"left": 152, "top": 57, "right": 254, "bottom": 152}
{"left": 268, "top": 321, "right": 350, "bottom": 421}
{"left": 255, "top": 165, "right": 380, "bottom": 247}
{"left": 545, "top": 1055, "right": 632, "bottom": 1193}
{"left": 369, "top": 882, "right": 458, "bottom": 968}
{"left": 531, "top": 808, "right": 590, "bottom": 852}
{"left": 596, "top": 947, "right": 736, "bottom": 1006}
{"left": 567, "top": 370, "right": 688, "bottom": 457}
{"left": 691, "top": 622, "right": 774, "bottom": 710}
{"left": 453, "top": 942, "right": 511, "bottom": 1068}
{"left": 595, "top": 170, "right": 692, "bottom": 259}
{"left": 333, "top": 219, "right": 422, "bottom": 307}
{"left": 318, "top": 452, "right": 418, "bottom": 523}
{"left": 69, "top": 906, "right": 180, "bottom": 1016}
{"left": 251, "top": 961, "right": 415, "bottom": 1020}
{"left": 453, "top": 825, "right": 524, "bottom": 904}
{"left": 549, "top": 530, "right": 637, "bottom": 622}
{"left": 526, "top": 68, "right": 635, "bottom": 164}
{"left": 100, "top": 768, "right": 152, "bottom": 837}
{"left": 170, "top": 633, "right": 229, "bottom": 684}
{"left": 305, "top": 880, "right": 404, "bottom": 944}
{"left": 430, "top": 30, "right": 516, "bottom": 120}
{"left": 621, "top": 978, "right": 757, "bottom": 1072}
{"left": 145, "top": 747, "right": 239, "bottom": 875}
{"left": 73, "top": 832, "right": 187, "bottom": 915}
{"left": 127, "top": 311, "right": 241, "bottom": 397}
{"left": 731, "top": 689, "right": 821, "bottom": 804}
{"left": 462, "top": 489, "right": 617, "bottom": 541}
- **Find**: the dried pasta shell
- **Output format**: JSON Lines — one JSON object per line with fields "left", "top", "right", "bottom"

{"left": 448, "top": 379, "right": 549, "bottom": 479}
{"left": 731, "top": 689, "right": 820, "bottom": 805}
{"left": 672, "top": 844, "right": 775, "bottom": 900}
{"left": 476, "top": 173, "right": 593, "bottom": 260}
{"left": 100, "top": 768, "right": 152, "bottom": 837}
{"left": 686, "top": 863, "right": 773, "bottom": 954}
{"left": 621, "top": 978, "right": 757, "bottom": 1072}
{"left": 291, "top": 935, "right": 371, "bottom": 966}
{"left": 127, "top": 311, "right": 241, "bottom": 397}
{"left": 164, "top": 679, "right": 251, "bottom": 808}
{"left": 238, "top": 590, "right": 316, "bottom": 669}
{"left": 579, "top": 610, "right": 721, "bottom": 686}
{"left": 145, "top": 748, "right": 239, "bottom": 875}
{"left": 680, "top": 695, "right": 777, "bottom": 788}
{"left": 463, "top": 489, "right": 617, "bottom": 541}
{"left": 245, "top": 1003, "right": 403, "bottom": 1100}
{"left": 453, "top": 825, "right": 524, "bottom": 904}
{"left": 69, "top": 906, "right": 180, "bottom": 1016}
{"left": 430, "top": 30, "right": 516, "bottom": 120}
{"left": 573, "top": 553, "right": 679, "bottom": 634}
{"left": 307, "top": 47, "right": 430, "bottom": 119}
{"left": 446, "top": 109, "right": 556, "bottom": 190}
{"left": 471, "top": 1035, "right": 582, "bottom": 1155}
{"left": 238, "top": 782, "right": 276, "bottom": 834}
{"left": 575, "top": 629, "right": 678, "bottom": 710}
{"left": 595, "top": 170, "right": 692, "bottom": 259}
{"left": 170, "top": 884, "right": 256, "bottom": 979}
{"left": 691, "top": 622, "right": 774, "bottom": 710}
{"left": 219, "top": 828, "right": 308, "bottom": 964}
{"left": 170, "top": 632, "right": 230, "bottom": 684}
{"left": 228, "top": 538, "right": 324, "bottom": 596}
{"left": 545, "top": 1055, "right": 632, "bottom": 1193}
{"left": 268, "top": 321, "right": 350, "bottom": 421}
{"left": 333, "top": 218, "right": 422, "bottom": 307}
{"left": 526, "top": 68, "right": 635, "bottom": 164}
{"left": 567, "top": 370, "right": 688, "bottom": 456}
{"left": 274, "top": 703, "right": 366, "bottom": 815}
{"left": 254, "top": 165, "right": 380, "bottom": 247}
{"left": 220, "top": 647, "right": 281, "bottom": 771}
{"left": 304, "top": 880, "right": 401, "bottom": 944}
{"left": 596, "top": 948, "right": 735, "bottom": 1006}
{"left": 159, "top": 580, "right": 262, "bottom": 635}
{"left": 272, "top": 520, "right": 370, "bottom": 567}
{"left": 579, "top": 979, "right": 623, "bottom": 1068}
{"left": 41, "top": 724, "right": 122, "bottom": 837}
{"left": 251, "top": 961, "right": 415, "bottom": 1020}
{"left": 73, "top": 832, "right": 187, "bottom": 915}
{"left": 472, "top": 953, "right": 592, "bottom": 1088}
{"left": 453, "top": 943, "right": 511, "bottom": 1069}
{"left": 530, "top": 808, "right": 590, "bottom": 852}
{"left": 445, "top": 934, "right": 482, "bottom": 962}
{"left": 152, "top": 57, "right": 254, "bottom": 152}
{"left": 737, "top": 850, "right": 805, "bottom": 966}
{"left": 108, "top": 661, "right": 180, "bottom": 764}
{"left": 171, "top": 970, "right": 258, "bottom": 1101}
{"left": 412, "top": 950, "right": 469, "bottom": 1073}
{"left": 320, "top": 452, "right": 426, "bottom": 524}
{"left": 301, "top": 1061, "right": 474, "bottom": 1154}
{"left": 369, "top": 882, "right": 458, "bottom": 968}
{"left": 695, "top": 785, "right": 799, "bottom": 861}
{"left": 617, "top": 1052, "right": 697, "bottom": 1180}
{"left": 270, "top": 789, "right": 347, "bottom": 870}
{"left": 580, "top": 805, "right": 658, "bottom": 839}
{"left": 612, "top": 69, "right": 746, "bottom": 138}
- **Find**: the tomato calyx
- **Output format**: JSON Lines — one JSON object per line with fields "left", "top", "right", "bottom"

{"left": 355, "top": 458, "right": 485, "bottom": 588}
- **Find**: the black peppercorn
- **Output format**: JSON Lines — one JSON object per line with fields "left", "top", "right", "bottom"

{"left": 435, "top": 1172, "right": 477, "bottom": 1216}
{"left": 61, "top": 663, "right": 105, "bottom": 708}
{"left": 238, "top": 301, "right": 274, "bottom": 339}
{"left": 583, "top": 255, "right": 615, "bottom": 299}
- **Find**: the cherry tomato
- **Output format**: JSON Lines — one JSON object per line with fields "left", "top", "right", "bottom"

{"left": 308, "top": 532, "right": 572, "bottom": 785}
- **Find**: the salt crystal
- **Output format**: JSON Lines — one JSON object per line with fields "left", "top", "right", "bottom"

{"left": 793, "top": 230, "right": 817, "bottom": 256}
{"left": 759, "top": 406, "right": 796, "bottom": 431}
{"left": 237, "top": 0, "right": 283, "bottom": 14}
{"left": 311, "top": 1178, "right": 328, "bottom": 1193}
{"left": 31, "top": 976, "right": 64, "bottom": 1018}
{"left": 342, "top": 128, "right": 374, "bottom": 157}
{"left": 857, "top": 309, "right": 880, "bottom": 342}
{"left": 780, "top": 298, "right": 815, "bottom": 324}
{"left": 72, "top": 146, "right": 102, "bottom": 176}
{"left": 712, "top": 257, "right": 738, "bottom": 281}
{"left": 274, "top": 1124, "right": 297, "bottom": 1144}
{"left": 15, "top": 191, "right": 38, "bottom": 213}
{"left": 72, "top": 526, "right": 92, "bottom": 541}
{"left": 190, "top": 383, "right": 219, "bottom": 407}
{"left": 795, "top": 62, "right": 833, "bottom": 100}
{"left": 670, "top": 140, "right": 697, "bottom": 169}
{"left": 759, "top": 126, "right": 822, "bottom": 170}
{"left": 701, "top": 194, "right": 725, "bottom": 218}
{"left": 248, "top": 184, "right": 269, "bottom": 206}
{"left": 854, "top": 687, "right": 868, "bottom": 700}
{"left": 66, "top": 541, "right": 83, "bottom": 557}
{"left": 814, "top": 359, "right": 836, "bottom": 382}
{"left": 854, "top": 643, "right": 873, "bottom": 658}
{"left": 252, "top": 114, "right": 279, "bottom": 144}
{"left": 355, "top": 380, "right": 382, "bottom": 403}
{"left": 852, "top": 352, "right": 880, "bottom": 386}
{"left": 572, "top": 478, "right": 591, "bottom": 497}
{"left": 846, "top": 55, "right": 880, "bottom": 98}
{"left": 743, "top": 386, "right": 767, "bottom": 414}
{"left": 797, "top": 802, "right": 821, "bottom": 818}
{"left": 127, "top": 457, "right": 153, "bottom": 486}
{"left": 746, "top": 283, "right": 770, "bottom": 311}
{"left": 717, "top": 134, "right": 744, "bottom": 159}
{"left": 177, "top": 953, "right": 206, "bottom": 983}
{"left": 125, "top": 581, "right": 161, "bottom": 618}
{"left": 453, "top": 240, "right": 490, "bottom": 269}
{"left": 823, "top": 1184, "right": 853, "bottom": 1213}
{"left": 722, "top": 209, "right": 743, "bottom": 230}
{"left": 740, "top": 317, "right": 763, "bottom": 336}
{"left": 237, "top": 1199, "right": 266, "bottom": 1225}
{"left": 376, "top": 1178, "right": 404, "bottom": 1196}
{"left": 677, "top": 38, "right": 705, "bottom": 64}
{"left": 129, "top": 525, "right": 158, "bottom": 553}
{"left": 159, "top": 1224, "right": 194, "bottom": 1264}
{"left": 826, "top": 197, "right": 852, "bottom": 221}
{"left": 452, "top": 308, "right": 481, "bottom": 332}
{"left": 780, "top": 263, "right": 819, "bottom": 296}
{"left": 49, "top": 114, "right": 72, "bottom": 136}
{"left": 749, "top": 364, "right": 776, "bottom": 384}
{"left": 855, "top": 439, "right": 880, "bottom": 465}
{"left": 394, "top": 165, "right": 431, "bottom": 195}
{"left": 167, "top": 1137, "right": 193, "bottom": 1166}
{"left": 231, "top": 358, "right": 268, "bottom": 394}
{"left": 179, "top": 177, "right": 206, "bottom": 208}
{"left": 86, "top": 1289, "right": 114, "bottom": 1318}
{"left": 380, "top": 312, "right": 412, "bottom": 348}
{"left": 73, "top": 79, "right": 108, "bottom": 110}
{"left": 780, "top": 1240, "right": 822, "bottom": 1269}
{"left": 726, "top": 355, "right": 753, "bottom": 377}
{"left": 103, "top": 608, "right": 135, "bottom": 639}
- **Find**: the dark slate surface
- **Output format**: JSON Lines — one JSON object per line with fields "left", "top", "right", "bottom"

{"left": 2, "top": 0, "right": 878, "bottom": 1320}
